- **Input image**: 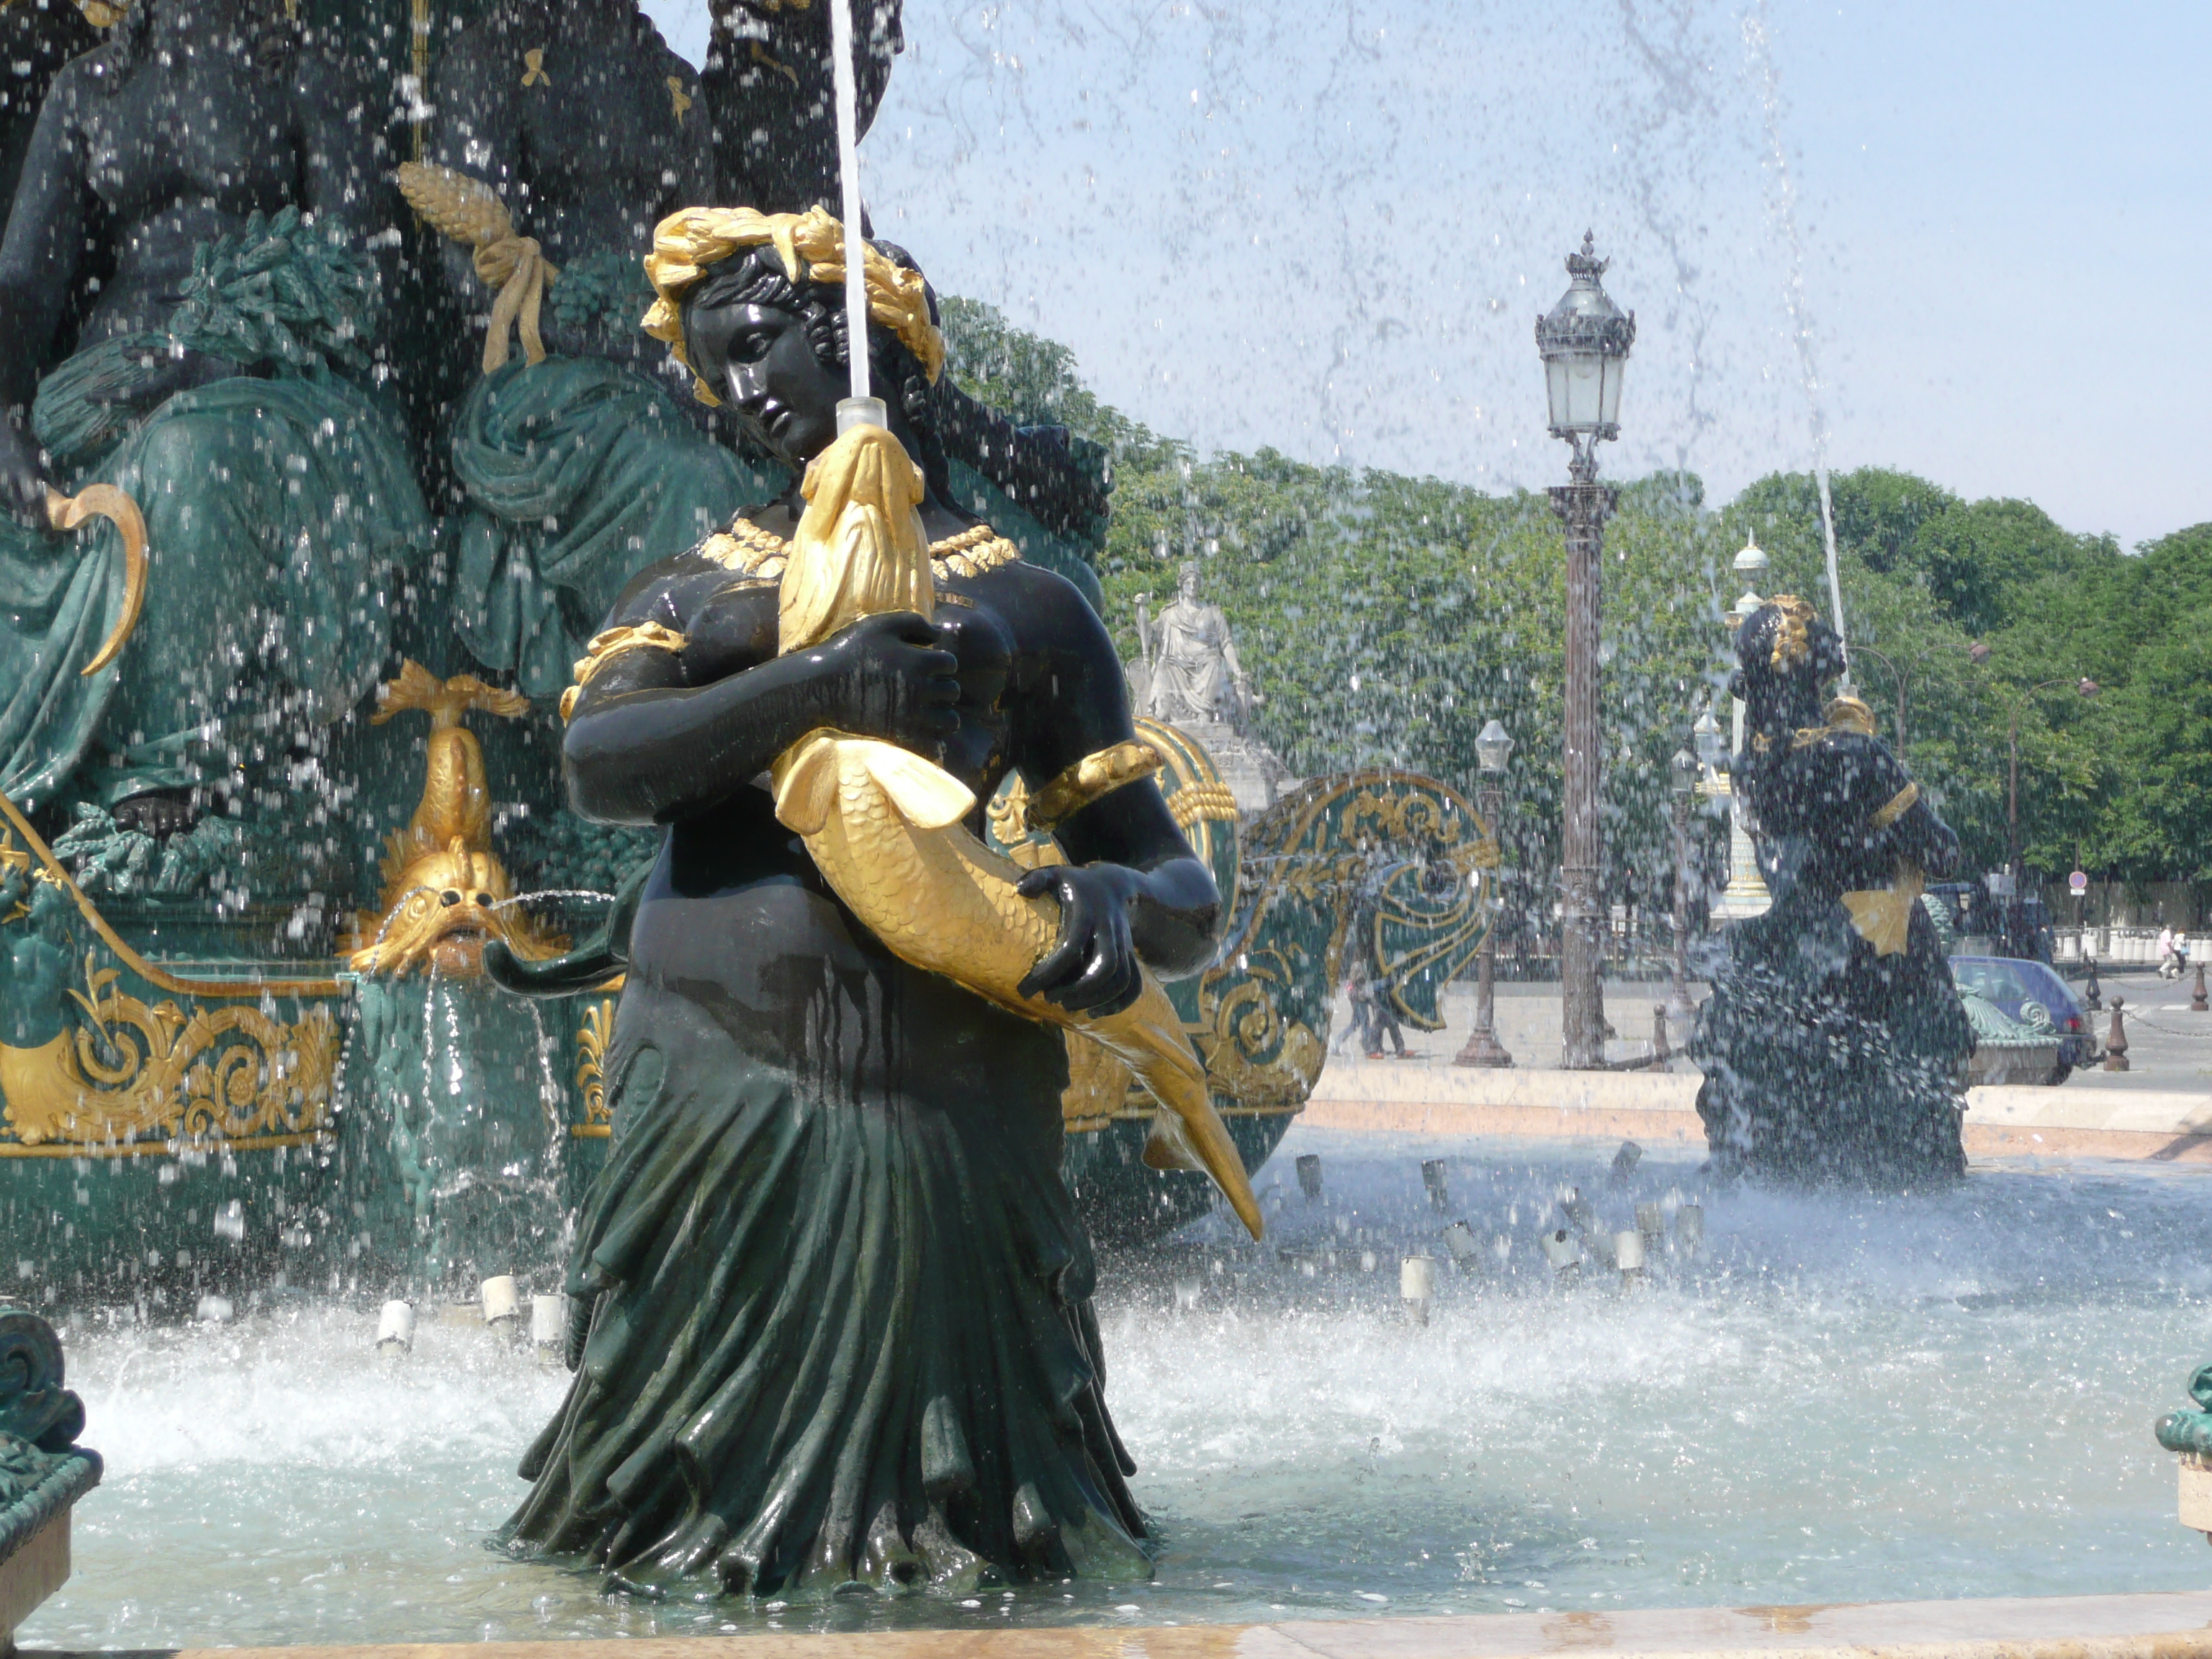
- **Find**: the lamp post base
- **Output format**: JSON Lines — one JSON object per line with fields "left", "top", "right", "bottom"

{"left": 1453, "top": 1027, "right": 1514, "bottom": 1068}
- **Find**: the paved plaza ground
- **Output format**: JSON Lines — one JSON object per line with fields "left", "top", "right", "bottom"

{"left": 1309, "top": 966, "right": 2212, "bottom": 1159}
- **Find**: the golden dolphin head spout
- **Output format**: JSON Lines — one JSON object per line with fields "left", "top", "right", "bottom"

{"left": 342, "top": 664, "right": 567, "bottom": 978}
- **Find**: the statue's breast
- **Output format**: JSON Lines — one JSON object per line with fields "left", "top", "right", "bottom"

{"left": 89, "top": 71, "right": 296, "bottom": 225}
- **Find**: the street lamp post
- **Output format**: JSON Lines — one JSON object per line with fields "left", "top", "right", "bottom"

{"left": 1665, "top": 746, "right": 1698, "bottom": 1024}
{"left": 1536, "top": 232, "right": 1635, "bottom": 1071}
{"left": 1842, "top": 638, "right": 1991, "bottom": 754}
{"left": 1455, "top": 719, "right": 1516, "bottom": 1068}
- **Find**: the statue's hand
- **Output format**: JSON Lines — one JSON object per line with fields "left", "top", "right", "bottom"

{"left": 0, "top": 419, "right": 55, "bottom": 531}
{"left": 804, "top": 611, "right": 961, "bottom": 750}
{"left": 100, "top": 343, "right": 244, "bottom": 411}
{"left": 1015, "top": 863, "right": 1143, "bottom": 1017}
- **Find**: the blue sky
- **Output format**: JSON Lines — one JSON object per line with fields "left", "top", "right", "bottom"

{"left": 642, "top": 1, "right": 2209, "bottom": 548}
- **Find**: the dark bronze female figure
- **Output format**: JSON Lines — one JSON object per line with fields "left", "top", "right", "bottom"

{"left": 423, "top": 0, "right": 781, "bottom": 699}
{"left": 0, "top": 0, "right": 428, "bottom": 834}
{"left": 495, "top": 216, "right": 1221, "bottom": 1596}
{"left": 1689, "top": 598, "right": 1973, "bottom": 1184}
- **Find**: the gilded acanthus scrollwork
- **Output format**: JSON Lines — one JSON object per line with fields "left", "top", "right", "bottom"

{"left": 1, "top": 930, "right": 336, "bottom": 1151}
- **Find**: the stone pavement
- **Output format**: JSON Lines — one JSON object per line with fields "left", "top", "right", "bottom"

{"left": 1312, "top": 975, "right": 2212, "bottom": 1161}
{"left": 29, "top": 1590, "right": 2212, "bottom": 1657}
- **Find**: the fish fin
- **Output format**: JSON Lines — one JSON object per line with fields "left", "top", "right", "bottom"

{"left": 771, "top": 734, "right": 842, "bottom": 836}
{"left": 853, "top": 741, "right": 977, "bottom": 830}
{"left": 1141, "top": 1111, "right": 1208, "bottom": 1173}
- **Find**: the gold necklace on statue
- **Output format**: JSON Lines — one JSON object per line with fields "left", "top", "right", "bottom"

{"left": 697, "top": 516, "right": 1022, "bottom": 584}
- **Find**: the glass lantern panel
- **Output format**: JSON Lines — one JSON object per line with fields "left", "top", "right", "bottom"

{"left": 1544, "top": 356, "right": 1572, "bottom": 429}
{"left": 1555, "top": 352, "right": 1604, "bottom": 430}
{"left": 1599, "top": 353, "right": 1626, "bottom": 426}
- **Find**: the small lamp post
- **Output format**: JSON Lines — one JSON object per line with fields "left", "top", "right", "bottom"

{"left": 1537, "top": 232, "right": 1635, "bottom": 1070}
{"left": 1714, "top": 535, "right": 1773, "bottom": 919}
{"left": 1455, "top": 719, "right": 1516, "bottom": 1068}
{"left": 1693, "top": 705, "right": 1725, "bottom": 774}
{"left": 1665, "top": 745, "right": 1698, "bottom": 1024}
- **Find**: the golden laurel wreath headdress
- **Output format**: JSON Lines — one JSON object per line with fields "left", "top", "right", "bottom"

{"left": 642, "top": 204, "right": 945, "bottom": 406}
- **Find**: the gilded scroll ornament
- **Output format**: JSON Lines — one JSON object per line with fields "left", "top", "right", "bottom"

{"left": 0, "top": 948, "right": 336, "bottom": 1152}
{"left": 573, "top": 998, "right": 617, "bottom": 1137}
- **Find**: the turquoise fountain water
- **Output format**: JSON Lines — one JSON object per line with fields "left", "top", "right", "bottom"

{"left": 20, "top": 1130, "right": 2207, "bottom": 1645}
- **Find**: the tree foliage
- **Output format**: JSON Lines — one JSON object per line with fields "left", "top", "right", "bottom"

{"left": 941, "top": 300, "right": 2211, "bottom": 912}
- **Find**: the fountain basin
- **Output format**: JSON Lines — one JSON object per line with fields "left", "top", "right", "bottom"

{"left": 13, "top": 1126, "right": 2208, "bottom": 1647}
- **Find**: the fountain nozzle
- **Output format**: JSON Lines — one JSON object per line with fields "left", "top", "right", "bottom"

{"left": 837, "top": 396, "right": 888, "bottom": 434}
{"left": 1400, "top": 1254, "right": 1437, "bottom": 1325}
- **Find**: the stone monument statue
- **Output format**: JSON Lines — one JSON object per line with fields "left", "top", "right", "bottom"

{"left": 1133, "top": 562, "right": 1292, "bottom": 811}
{"left": 1138, "top": 561, "right": 1253, "bottom": 728}
{"left": 488, "top": 206, "right": 1252, "bottom": 1596}
{"left": 1689, "top": 597, "right": 1973, "bottom": 1184}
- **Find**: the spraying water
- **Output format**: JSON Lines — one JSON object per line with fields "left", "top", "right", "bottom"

{"left": 1743, "top": 4, "right": 1849, "bottom": 680}
{"left": 828, "top": 0, "right": 873, "bottom": 407}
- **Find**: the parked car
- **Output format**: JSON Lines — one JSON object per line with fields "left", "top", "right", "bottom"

{"left": 1949, "top": 955, "right": 2098, "bottom": 1084}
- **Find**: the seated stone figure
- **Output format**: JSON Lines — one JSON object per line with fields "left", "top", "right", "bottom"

{"left": 421, "top": 0, "right": 778, "bottom": 701}
{"left": 0, "top": 0, "right": 430, "bottom": 833}
{"left": 494, "top": 207, "right": 1223, "bottom": 1595}
{"left": 1689, "top": 598, "right": 1973, "bottom": 1184}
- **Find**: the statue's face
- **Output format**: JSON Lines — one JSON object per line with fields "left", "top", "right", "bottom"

{"left": 1178, "top": 567, "right": 1198, "bottom": 600}
{"left": 686, "top": 297, "right": 844, "bottom": 469}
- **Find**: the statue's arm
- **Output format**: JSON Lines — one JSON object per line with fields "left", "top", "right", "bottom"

{"left": 1888, "top": 795, "right": 1961, "bottom": 882}
{"left": 293, "top": 48, "right": 394, "bottom": 247}
{"left": 0, "top": 73, "right": 88, "bottom": 415}
{"left": 424, "top": 32, "right": 524, "bottom": 313}
{"left": 0, "top": 70, "right": 89, "bottom": 517}
{"left": 564, "top": 577, "right": 961, "bottom": 826}
{"left": 1213, "top": 606, "right": 1249, "bottom": 685}
{"left": 1008, "top": 567, "right": 1222, "bottom": 1003}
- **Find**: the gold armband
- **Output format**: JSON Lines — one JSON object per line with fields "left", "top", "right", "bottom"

{"left": 1871, "top": 781, "right": 1920, "bottom": 831}
{"left": 1023, "top": 741, "right": 1164, "bottom": 834}
{"left": 558, "top": 621, "right": 689, "bottom": 722}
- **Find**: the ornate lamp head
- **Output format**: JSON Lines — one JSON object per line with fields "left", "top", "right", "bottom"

{"left": 1535, "top": 232, "right": 1635, "bottom": 444}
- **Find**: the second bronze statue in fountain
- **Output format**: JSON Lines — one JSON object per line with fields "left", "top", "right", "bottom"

{"left": 493, "top": 207, "right": 1256, "bottom": 1597}
{"left": 1689, "top": 598, "right": 1973, "bottom": 1185}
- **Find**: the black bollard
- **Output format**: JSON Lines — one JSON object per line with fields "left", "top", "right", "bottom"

{"left": 1421, "top": 1159, "right": 1450, "bottom": 1211}
{"left": 1647, "top": 1003, "right": 1672, "bottom": 1072}
{"left": 2194, "top": 961, "right": 2208, "bottom": 1015}
{"left": 2105, "top": 997, "right": 2130, "bottom": 1072}
{"left": 1296, "top": 1153, "right": 1323, "bottom": 1201}
{"left": 2083, "top": 956, "right": 2102, "bottom": 1011}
